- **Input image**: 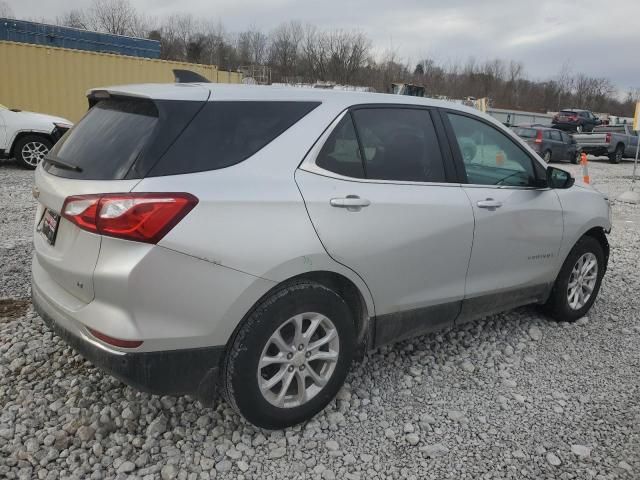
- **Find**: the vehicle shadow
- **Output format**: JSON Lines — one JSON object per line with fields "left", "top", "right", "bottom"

{"left": 0, "top": 158, "right": 26, "bottom": 170}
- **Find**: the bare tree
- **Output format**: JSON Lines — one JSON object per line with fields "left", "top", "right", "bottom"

{"left": 89, "top": 0, "right": 138, "bottom": 36}
{"left": 269, "top": 21, "right": 303, "bottom": 82}
{"left": 57, "top": 10, "right": 89, "bottom": 29}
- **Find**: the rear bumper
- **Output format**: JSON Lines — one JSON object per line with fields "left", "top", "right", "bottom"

{"left": 32, "top": 281, "right": 224, "bottom": 399}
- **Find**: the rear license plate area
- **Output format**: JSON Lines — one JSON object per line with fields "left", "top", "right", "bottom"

{"left": 40, "top": 209, "right": 60, "bottom": 245}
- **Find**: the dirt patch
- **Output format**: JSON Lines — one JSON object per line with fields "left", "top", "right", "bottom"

{"left": 0, "top": 298, "right": 31, "bottom": 321}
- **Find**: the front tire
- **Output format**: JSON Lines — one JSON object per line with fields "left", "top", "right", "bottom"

{"left": 544, "top": 236, "right": 605, "bottom": 322}
{"left": 222, "top": 281, "right": 355, "bottom": 429}
{"left": 14, "top": 135, "right": 53, "bottom": 169}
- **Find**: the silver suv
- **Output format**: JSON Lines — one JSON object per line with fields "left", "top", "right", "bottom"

{"left": 32, "top": 84, "right": 611, "bottom": 428}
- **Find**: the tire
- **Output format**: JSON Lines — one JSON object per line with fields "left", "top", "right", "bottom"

{"left": 609, "top": 144, "right": 624, "bottom": 164}
{"left": 222, "top": 281, "right": 356, "bottom": 429}
{"left": 575, "top": 124, "right": 583, "bottom": 133}
{"left": 14, "top": 135, "right": 52, "bottom": 169}
{"left": 543, "top": 150, "right": 552, "bottom": 163}
{"left": 544, "top": 236, "right": 605, "bottom": 323}
{"left": 571, "top": 151, "right": 580, "bottom": 164}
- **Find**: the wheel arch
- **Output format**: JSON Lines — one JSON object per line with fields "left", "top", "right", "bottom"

{"left": 225, "top": 269, "right": 374, "bottom": 359}
{"left": 583, "top": 226, "right": 609, "bottom": 273}
{"left": 9, "top": 130, "right": 54, "bottom": 158}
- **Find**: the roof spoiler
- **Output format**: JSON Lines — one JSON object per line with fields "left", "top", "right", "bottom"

{"left": 173, "top": 69, "right": 211, "bottom": 83}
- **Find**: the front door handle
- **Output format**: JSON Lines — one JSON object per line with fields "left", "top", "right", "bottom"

{"left": 476, "top": 198, "right": 503, "bottom": 210}
{"left": 330, "top": 195, "right": 371, "bottom": 211}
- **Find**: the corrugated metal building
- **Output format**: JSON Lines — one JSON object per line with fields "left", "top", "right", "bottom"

{"left": 0, "top": 41, "right": 242, "bottom": 122}
{"left": 0, "top": 18, "right": 161, "bottom": 58}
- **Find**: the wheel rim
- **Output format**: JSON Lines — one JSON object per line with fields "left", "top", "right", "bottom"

{"left": 544, "top": 151, "right": 551, "bottom": 162}
{"left": 576, "top": 125, "right": 583, "bottom": 133}
{"left": 258, "top": 312, "right": 339, "bottom": 408}
{"left": 567, "top": 252, "right": 598, "bottom": 310}
{"left": 21, "top": 141, "right": 49, "bottom": 166}
{"left": 616, "top": 148, "right": 623, "bottom": 161}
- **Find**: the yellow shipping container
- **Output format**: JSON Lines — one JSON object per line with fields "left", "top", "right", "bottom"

{"left": 0, "top": 40, "right": 242, "bottom": 122}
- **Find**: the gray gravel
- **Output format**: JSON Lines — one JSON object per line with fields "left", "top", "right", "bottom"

{"left": 1, "top": 156, "right": 639, "bottom": 479}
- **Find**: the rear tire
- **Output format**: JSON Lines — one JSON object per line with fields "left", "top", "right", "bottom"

{"left": 14, "top": 135, "right": 52, "bottom": 170}
{"left": 543, "top": 150, "right": 552, "bottom": 163}
{"left": 222, "top": 281, "right": 355, "bottom": 429}
{"left": 543, "top": 236, "right": 605, "bottom": 323}
{"left": 609, "top": 144, "right": 624, "bottom": 164}
{"left": 575, "top": 125, "right": 583, "bottom": 133}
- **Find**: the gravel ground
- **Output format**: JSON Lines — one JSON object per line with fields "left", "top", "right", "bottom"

{"left": 1, "top": 156, "right": 639, "bottom": 480}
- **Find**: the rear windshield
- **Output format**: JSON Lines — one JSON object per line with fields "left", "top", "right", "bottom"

{"left": 559, "top": 110, "right": 577, "bottom": 115}
{"left": 147, "top": 101, "right": 320, "bottom": 177}
{"left": 45, "top": 98, "right": 158, "bottom": 179}
{"left": 512, "top": 127, "right": 537, "bottom": 139}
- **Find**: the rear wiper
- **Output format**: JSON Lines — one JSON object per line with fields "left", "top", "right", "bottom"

{"left": 44, "top": 157, "right": 83, "bottom": 173}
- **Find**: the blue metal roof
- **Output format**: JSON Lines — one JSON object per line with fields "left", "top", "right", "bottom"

{"left": 0, "top": 18, "right": 161, "bottom": 58}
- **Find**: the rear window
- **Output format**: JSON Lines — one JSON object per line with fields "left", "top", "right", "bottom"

{"left": 45, "top": 98, "right": 158, "bottom": 179}
{"left": 148, "top": 101, "right": 320, "bottom": 177}
{"left": 512, "top": 127, "right": 537, "bottom": 139}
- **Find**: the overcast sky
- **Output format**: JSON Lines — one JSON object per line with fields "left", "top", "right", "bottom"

{"left": 9, "top": 0, "right": 640, "bottom": 92}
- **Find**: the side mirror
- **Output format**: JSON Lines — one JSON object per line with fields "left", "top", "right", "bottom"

{"left": 547, "top": 166, "right": 575, "bottom": 189}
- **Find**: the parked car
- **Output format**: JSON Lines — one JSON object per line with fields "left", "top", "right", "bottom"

{"left": 552, "top": 109, "right": 601, "bottom": 133}
{"left": 0, "top": 104, "right": 72, "bottom": 169}
{"left": 32, "top": 84, "right": 611, "bottom": 428}
{"left": 573, "top": 124, "right": 639, "bottom": 163}
{"left": 512, "top": 124, "right": 580, "bottom": 164}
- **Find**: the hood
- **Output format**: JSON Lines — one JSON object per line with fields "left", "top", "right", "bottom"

{"left": 12, "top": 109, "right": 72, "bottom": 126}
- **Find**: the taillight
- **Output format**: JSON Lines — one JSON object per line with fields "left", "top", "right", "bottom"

{"left": 605, "top": 133, "right": 611, "bottom": 143}
{"left": 62, "top": 193, "right": 198, "bottom": 244}
{"left": 535, "top": 130, "right": 543, "bottom": 144}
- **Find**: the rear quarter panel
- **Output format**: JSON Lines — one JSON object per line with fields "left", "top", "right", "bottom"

{"left": 132, "top": 100, "right": 376, "bottom": 318}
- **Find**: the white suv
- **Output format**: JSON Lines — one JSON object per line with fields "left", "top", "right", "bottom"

{"left": 0, "top": 104, "right": 72, "bottom": 168}
{"left": 32, "top": 84, "right": 611, "bottom": 428}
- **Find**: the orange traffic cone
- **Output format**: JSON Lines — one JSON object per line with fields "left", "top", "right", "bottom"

{"left": 580, "top": 152, "right": 590, "bottom": 184}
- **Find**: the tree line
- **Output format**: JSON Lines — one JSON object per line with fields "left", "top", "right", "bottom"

{"left": 10, "top": 0, "right": 639, "bottom": 116}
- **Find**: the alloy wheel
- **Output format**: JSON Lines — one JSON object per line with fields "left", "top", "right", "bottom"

{"left": 567, "top": 252, "right": 598, "bottom": 310}
{"left": 258, "top": 312, "right": 339, "bottom": 408}
{"left": 21, "top": 141, "right": 49, "bottom": 167}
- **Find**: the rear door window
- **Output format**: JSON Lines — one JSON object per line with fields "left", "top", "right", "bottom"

{"left": 45, "top": 98, "right": 159, "bottom": 179}
{"left": 316, "top": 114, "right": 365, "bottom": 178}
{"left": 149, "top": 101, "right": 320, "bottom": 177}
{"left": 351, "top": 108, "right": 446, "bottom": 182}
{"left": 550, "top": 130, "right": 562, "bottom": 141}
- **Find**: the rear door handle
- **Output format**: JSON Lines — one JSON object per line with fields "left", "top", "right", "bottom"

{"left": 330, "top": 195, "right": 371, "bottom": 211}
{"left": 476, "top": 198, "right": 503, "bottom": 210}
